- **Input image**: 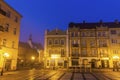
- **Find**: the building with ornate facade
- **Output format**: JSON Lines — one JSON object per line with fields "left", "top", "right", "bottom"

{"left": 0, "top": 0, "right": 22, "bottom": 71}
{"left": 44, "top": 29, "right": 68, "bottom": 69}
{"left": 44, "top": 20, "right": 120, "bottom": 69}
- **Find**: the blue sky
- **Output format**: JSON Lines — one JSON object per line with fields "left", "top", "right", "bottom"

{"left": 5, "top": 0, "right": 120, "bottom": 45}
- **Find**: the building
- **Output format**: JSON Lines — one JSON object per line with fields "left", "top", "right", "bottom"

{"left": 44, "top": 20, "right": 120, "bottom": 69}
{"left": 18, "top": 35, "right": 43, "bottom": 69}
{"left": 44, "top": 29, "right": 68, "bottom": 69}
{"left": 0, "top": 0, "right": 22, "bottom": 71}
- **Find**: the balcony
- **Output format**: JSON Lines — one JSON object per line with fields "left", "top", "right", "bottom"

{"left": 0, "top": 8, "right": 6, "bottom": 16}
{"left": 72, "top": 44, "right": 79, "bottom": 47}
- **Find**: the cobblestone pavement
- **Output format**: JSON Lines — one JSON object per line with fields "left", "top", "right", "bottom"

{"left": 0, "top": 69, "right": 120, "bottom": 80}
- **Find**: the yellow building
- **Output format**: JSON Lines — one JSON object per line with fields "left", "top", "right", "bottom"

{"left": 0, "top": 0, "right": 22, "bottom": 70}
{"left": 68, "top": 21, "right": 120, "bottom": 68}
{"left": 44, "top": 29, "right": 68, "bottom": 69}
{"left": 45, "top": 20, "right": 120, "bottom": 69}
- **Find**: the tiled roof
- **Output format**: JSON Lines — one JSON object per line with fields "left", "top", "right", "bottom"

{"left": 69, "top": 22, "right": 120, "bottom": 29}
{"left": 19, "top": 42, "right": 43, "bottom": 50}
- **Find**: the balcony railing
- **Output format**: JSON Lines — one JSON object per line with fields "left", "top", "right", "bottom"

{"left": 81, "top": 54, "right": 97, "bottom": 57}
{"left": 72, "top": 44, "right": 79, "bottom": 47}
{"left": 71, "top": 54, "right": 80, "bottom": 57}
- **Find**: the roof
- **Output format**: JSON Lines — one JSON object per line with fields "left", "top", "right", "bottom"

{"left": 69, "top": 22, "right": 120, "bottom": 29}
{"left": 19, "top": 42, "right": 31, "bottom": 49}
{"left": 2, "top": 0, "right": 22, "bottom": 17}
{"left": 19, "top": 41, "right": 43, "bottom": 50}
{"left": 47, "top": 28, "right": 66, "bottom": 35}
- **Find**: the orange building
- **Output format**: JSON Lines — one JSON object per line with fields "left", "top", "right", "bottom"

{"left": 0, "top": 0, "right": 22, "bottom": 71}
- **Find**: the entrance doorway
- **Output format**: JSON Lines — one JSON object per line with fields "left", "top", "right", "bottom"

{"left": 101, "top": 60, "right": 109, "bottom": 68}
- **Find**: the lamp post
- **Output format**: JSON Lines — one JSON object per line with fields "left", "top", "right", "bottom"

{"left": 1, "top": 53, "right": 9, "bottom": 76}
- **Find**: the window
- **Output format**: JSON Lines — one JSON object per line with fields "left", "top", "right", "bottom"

{"left": 100, "top": 49, "right": 108, "bottom": 57}
{"left": 99, "top": 40, "right": 107, "bottom": 47}
{"left": 6, "top": 11, "right": 11, "bottom": 17}
{"left": 72, "top": 49, "right": 79, "bottom": 57}
{"left": 113, "top": 50, "right": 118, "bottom": 54}
{"left": 48, "top": 40, "right": 52, "bottom": 45}
{"left": 0, "top": 25, "right": 4, "bottom": 32}
{"left": 71, "top": 32, "right": 74, "bottom": 37}
{"left": 91, "top": 49, "right": 97, "bottom": 56}
{"left": 15, "top": 16, "right": 18, "bottom": 22}
{"left": 90, "top": 40, "right": 96, "bottom": 47}
{"left": 111, "top": 39, "right": 117, "bottom": 43}
{"left": 81, "top": 32, "right": 85, "bottom": 37}
{"left": 61, "top": 40, "right": 64, "bottom": 45}
{"left": 3, "top": 39, "right": 6, "bottom": 46}
{"left": 12, "top": 41, "right": 15, "bottom": 48}
{"left": 54, "top": 40, "right": 58, "bottom": 44}
{"left": 98, "top": 32, "right": 101, "bottom": 36}
{"left": 13, "top": 28, "right": 17, "bottom": 35}
{"left": 90, "top": 32, "right": 94, "bottom": 37}
{"left": 111, "top": 30, "right": 116, "bottom": 34}
{"left": 81, "top": 49, "right": 87, "bottom": 56}
{"left": 102, "top": 32, "right": 106, "bottom": 37}
{"left": 61, "top": 49, "right": 65, "bottom": 57}
{"left": 75, "top": 32, "right": 78, "bottom": 37}
{"left": 5, "top": 24, "right": 9, "bottom": 32}
{"left": 72, "top": 60, "right": 78, "bottom": 66}
{"left": 81, "top": 40, "right": 86, "bottom": 47}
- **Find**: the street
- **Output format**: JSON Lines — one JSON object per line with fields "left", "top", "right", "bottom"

{"left": 0, "top": 69, "right": 120, "bottom": 80}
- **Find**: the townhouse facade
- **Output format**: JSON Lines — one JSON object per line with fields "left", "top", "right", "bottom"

{"left": 44, "top": 20, "right": 120, "bottom": 69}
{"left": 0, "top": 0, "right": 22, "bottom": 70}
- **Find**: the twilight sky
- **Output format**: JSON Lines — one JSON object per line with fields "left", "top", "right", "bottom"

{"left": 5, "top": 0, "right": 120, "bottom": 45}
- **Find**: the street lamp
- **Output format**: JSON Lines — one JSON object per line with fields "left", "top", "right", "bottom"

{"left": 1, "top": 53, "right": 9, "bottom": 76}
{"left": 31, "top": 56, "right": 35, "bottom": 69}
{"left": 31, "top": 56, "right": 35, "bottom": 61}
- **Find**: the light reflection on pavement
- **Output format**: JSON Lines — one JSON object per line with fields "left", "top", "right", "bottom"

{"left": 0, "top": 69, "right": 120, "bottom": 80}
